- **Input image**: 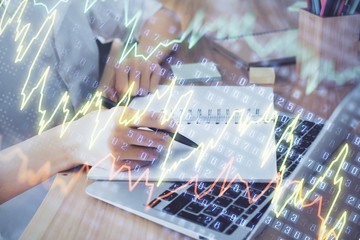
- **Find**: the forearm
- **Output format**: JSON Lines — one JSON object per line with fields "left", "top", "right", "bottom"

{"left": 137, "top": 7, "right": 181, "bottom": 64}
{"left": 0, "top": 125, "right": 76, "bottom": 204}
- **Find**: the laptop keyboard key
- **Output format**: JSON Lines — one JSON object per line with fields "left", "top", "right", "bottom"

{"left": 209, "top": 216, "right": 231, "bottom": 232}
{"left": 223, "top": 190, "right": 238, "bottom": 199}
{"left": 225, "top": 224, "right": 238, "bottom": 235}
{"left": 159, "top": 190, "right": 178, "bottom": 201}
{"left": 255, "top": 196, "right": 267, "bottom": 205}
{"left": 204, "top": 204, "right": 223, "bottom": 217}
{"left": 246, "top": 212, "right": 263, "bottom": 229}
{"left": 246, "top": 205, "right": 257, "bottom": 214}
{"left": 196, "top": 182, "right": 212, "bottom": 192}
{"left": 209, "top": 186, "right": 222, "bottom": 196}
{"left": 224, "top": 205, "right": 244, "bottom": 216}
{"left": 249, "top": 188, "right": 261, "bottom": 198}
{"left": 264, "top": 187, "right": 274, "bottom": 196}
{"left": 197, "top": 214, "right": 214, "bottom": 226}
{"left": 195, "top": 194, "right": 215, "bottom": 206}
{"left": 187, "top": 185, "right": 202, "bottom": 195}
{"left": 178, "top": 211, "right": 199, "bottom": 224}
{"left": 234, "top": 197, "right": 250, "bottom": 208}
{"left": 214, "top": 196, "right": 232, "bottom": 207}
{"left": 236, "top": 215, "right": 248, "bottom": 225}
{"left": 169, "top": 182, "right": 185, "bottom": 191}
{"left": 250, "top": 183, "right": 268, "bottom": 191}
{"left": 177, "top": 211, "right": 213, "bottom": 227}
{"left": 163, "top": 193, "right": 192, "bottom": 215}
{"left": 148, "top": 199, "right": 161, "bottom": 208}
{"left": 223, "top": 183, "right": 245, "bottom": 199}
{"left": 186, "top": 202, "right": 204, "bottom": 214}
{"left": 182, "top": 192, "right": 197, "bottom": 201}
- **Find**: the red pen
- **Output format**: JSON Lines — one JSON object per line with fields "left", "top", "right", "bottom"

{"left": 320, "top": 0, "right": 328, "bottom": 16}
{"left": 337, "top": 0, "right": 346, "bottom": 15}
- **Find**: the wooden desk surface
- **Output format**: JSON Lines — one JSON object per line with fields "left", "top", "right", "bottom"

{"left": 20, "top": 0, "right": 358, "bottom": 239}
{"left": 21, "top": 170, "right": 189, "bottom": 240}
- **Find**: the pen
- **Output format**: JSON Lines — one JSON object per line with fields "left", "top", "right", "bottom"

{"left": 312, "top": 0, "right": 316, "bottom": 13}
{"left": 320, "top": 0, "right": 333, "bottom": 17}
{"left": 349, "top": 0, "right": 360, "bottom": 14}
{"left": 337, "top": 0, "right": 346, "bottom": 15}
{"left": 333, "top": 0, "right": 341, "bottom": 16}
{"left": 101, "top": 96, "right": 199, "bottom": 148}
{"left": 345, "top": 0, "right": 353, "bottom": 14}
{"left": 314, "top": 0, "right": 321, "bottom": 15}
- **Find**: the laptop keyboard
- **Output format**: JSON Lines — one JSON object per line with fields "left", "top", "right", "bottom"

{"left": 149, "top": 115, "right": 324, "bottom": 235}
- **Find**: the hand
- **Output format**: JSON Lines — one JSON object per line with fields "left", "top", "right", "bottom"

{"left": 98, "top": 40, "right": 162, "bottom": 100}
{"left": 67, "top": 107, "right": 176, "bottom": 171}
{"left": 115, "top": 57, "right": 162, "bottom": 97}
{"left": 109, "top": 107, "right": 176, "bottom": 170}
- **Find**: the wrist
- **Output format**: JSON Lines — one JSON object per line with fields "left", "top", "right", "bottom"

{"left": 61, "top": 108, "right": 119, "bottom": 170}
{"left": 52, "top": 123, "right": 82, "bottom": 169}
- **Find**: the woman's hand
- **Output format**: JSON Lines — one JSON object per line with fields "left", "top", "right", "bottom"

{"left": 108, "top": 107, "right": 176, "bottom": 170}
{"left": 68, "top": 106, "right": 176, "bottom": 171}
{"left": 98, "top": 7, "right": 181, "bottom": 100}
{"left": 97, "top": 40, "right": 162, "bottom": 100}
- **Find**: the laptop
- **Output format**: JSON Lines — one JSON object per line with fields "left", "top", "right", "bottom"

{"left": 86, "top": 84, "right": 360, "bottom": 240}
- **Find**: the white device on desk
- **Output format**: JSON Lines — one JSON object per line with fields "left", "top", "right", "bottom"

{"left": 171, "top": 62, "right": 222, "bottom": 84}
{"left": 88, "top": 85, "right": 277, "bottom": 182}
{"left": 87, "top": 85, "right": 360, "bottom": 240}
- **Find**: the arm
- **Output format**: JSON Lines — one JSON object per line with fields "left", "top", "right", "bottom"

{"left": 0, "top": 107, "right": 175, "bottom": 204}
{"left": 0, "top": 125, "right": 75, "bottom": 204}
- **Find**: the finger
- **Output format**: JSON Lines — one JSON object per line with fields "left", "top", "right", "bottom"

{"left": 139, "top": 61, "right": 151, "bottom": 96}
{"left": 149, "top": 63, "right": 161, "bottom": 93}
{"left": 102, "top": 40, "right": 122, "bottom": 87}
{"left": 114, "top": 159, "right": 151, "bottom": 172}
{"left": 106, "top": 75, "right": 118, "bottom": 101}
{"left": 114, "top": 128, "right": 170, "bottom": 147}
{"left": 111, "top": 145, "right": 159, "bottom": 161}
{"left": 129, "top": 59, "right": 141, "bottom": 96}
{"left": 115, "top": 61, "right": 129, "bottom": 98}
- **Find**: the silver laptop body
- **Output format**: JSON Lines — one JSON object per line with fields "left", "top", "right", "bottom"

{"left": 86, "top": 85, "right": 360, "bottom": 240}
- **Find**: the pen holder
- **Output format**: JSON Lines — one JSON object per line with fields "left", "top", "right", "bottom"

{"left": 296, "top": 9, "right": 360, "bottom": 94}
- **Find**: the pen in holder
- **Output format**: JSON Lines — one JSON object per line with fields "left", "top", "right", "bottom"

{"left": 296, "top": 9, "right": 360, "bottom": 94}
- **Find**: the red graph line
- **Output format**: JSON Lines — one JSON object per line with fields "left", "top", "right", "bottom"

{"left": 147, "top": 157, "right": 278, "bottom": 209}
{"left": 1, "top": 148, "right": 342, "bottom": 239}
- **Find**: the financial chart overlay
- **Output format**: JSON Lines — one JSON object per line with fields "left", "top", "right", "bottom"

{"left": 1, "top": 1, "right": 360, "bottom": 240}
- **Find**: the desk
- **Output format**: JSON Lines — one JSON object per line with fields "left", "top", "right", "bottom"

{"left": 20, "top": 0, "right": 358, "bottom": 239}
{"left": 21, "top": 170, "right": 188, "bottom": 240}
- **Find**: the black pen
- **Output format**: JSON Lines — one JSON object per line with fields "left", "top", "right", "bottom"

{"left": 101, "top": 96, "right": 199, "bottom": 148}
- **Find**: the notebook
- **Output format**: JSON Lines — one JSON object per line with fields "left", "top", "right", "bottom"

{"left": 88, "top": 85, "right": 277, "bottom": 182}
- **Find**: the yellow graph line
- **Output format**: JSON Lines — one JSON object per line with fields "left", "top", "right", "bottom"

{"left": 0, "top": 0, "right": 275, "bottom": 136}
{"left": 118, "top": 6, "right": 256, "bottom": 63}
{"left": 0, "top": 3, "right": 350, "bottom": 238}
{"left": 1, "top": 119, "right": 349, "bottom": 240}
{"left": 78, "top": 0, "right": 353, "bottom": 95}
{"left": 273, "top": 138, "right": 349, "bottom": 240}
